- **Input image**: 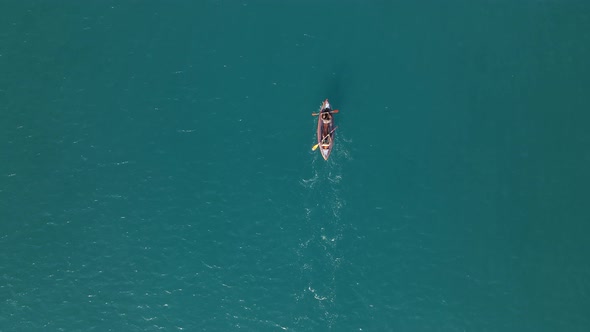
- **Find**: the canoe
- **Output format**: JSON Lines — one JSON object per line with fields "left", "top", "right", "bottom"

{"left": 316, "top": 99, "right": 336, "bottom": 160}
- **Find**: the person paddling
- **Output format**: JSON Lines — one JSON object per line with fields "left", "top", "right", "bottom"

{"left": 321, "top": 111, "right": 332, "bottom": 134}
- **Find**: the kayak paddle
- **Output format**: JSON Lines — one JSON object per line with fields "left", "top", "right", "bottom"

{"left": 312, "top": 109, "right": 339, "bottom": 116}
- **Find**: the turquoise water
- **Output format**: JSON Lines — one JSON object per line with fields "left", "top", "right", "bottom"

{"left": 2, "top": 2, "right": 590, "bottom": 331}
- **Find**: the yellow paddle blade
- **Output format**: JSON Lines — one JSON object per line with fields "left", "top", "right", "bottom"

{"left": 312, "top": 143, "right": 319, "bottom": 151}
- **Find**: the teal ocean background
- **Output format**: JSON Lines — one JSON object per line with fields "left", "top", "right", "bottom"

{"left": 2, "top": 1, "right": 590, "bottom": 331}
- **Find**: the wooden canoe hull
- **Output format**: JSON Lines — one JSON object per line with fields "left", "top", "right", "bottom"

{"left": 317, "top": 99, "right": 335, "bottom": 160}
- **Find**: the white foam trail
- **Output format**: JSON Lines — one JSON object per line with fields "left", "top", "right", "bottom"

{"left": 295, "top": 140, "right": 349, "bottom": 329}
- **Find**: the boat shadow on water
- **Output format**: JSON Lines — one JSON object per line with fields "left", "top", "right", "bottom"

{"left": 323, "top": 62, "right": 349, "bottom": 107}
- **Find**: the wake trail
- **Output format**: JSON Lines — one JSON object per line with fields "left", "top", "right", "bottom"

{"left": 294, "top": 144, "right": 350, "bottom": 329}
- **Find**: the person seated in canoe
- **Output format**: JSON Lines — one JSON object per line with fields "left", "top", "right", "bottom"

{"left": 321, "top": 134, "right": 331, "bottom": 147}
{"left": 321, "top": 112, "right": 332, "bottom": 137}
